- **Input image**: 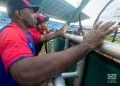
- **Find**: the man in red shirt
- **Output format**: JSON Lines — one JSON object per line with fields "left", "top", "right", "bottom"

{"left": 0, "top": 0, "right": 119, "bottom": 85}
{"left": 29, "top": 14, "right": 51, "bottom": 55}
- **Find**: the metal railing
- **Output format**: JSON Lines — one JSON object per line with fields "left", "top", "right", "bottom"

{"left": 63, "top": 33, "right": 120, "bottom": 60}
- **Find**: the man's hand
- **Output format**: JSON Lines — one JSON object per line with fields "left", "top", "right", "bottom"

{"left": 60, "top": 24, "right": 68, "bottom": 35}
{"left": 83, "top": 22, "right": 120, "bottom": 50}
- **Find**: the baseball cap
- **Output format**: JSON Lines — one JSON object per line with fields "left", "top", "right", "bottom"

{"left": 7, "top": 0, "right": 39, "bottom": 17}
{"left": 36, "top": 14, "right": 49, "bottom": 25}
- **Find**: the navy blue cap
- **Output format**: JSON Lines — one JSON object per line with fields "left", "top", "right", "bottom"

{"left": 36, "top": 14, "right": 49, "bottom": 25}
{"left": 7, "top": 0, "right": 39, "bottom": 17}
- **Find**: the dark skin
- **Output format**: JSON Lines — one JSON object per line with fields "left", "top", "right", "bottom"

{"left": 37, "top": 21, "right": 48, "bottom": 32}
{"left": 9, "top": 8, "right": 119, "bottom": 86}
{"left": 37, "top": 21, "right": 60, "bottom": 42}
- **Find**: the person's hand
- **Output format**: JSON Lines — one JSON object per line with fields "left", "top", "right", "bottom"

{"left": 83, "top": 22, "right": 120, "bottom": 50}
{"left": 60, "top": 24, "right": 68, "bottom": 35}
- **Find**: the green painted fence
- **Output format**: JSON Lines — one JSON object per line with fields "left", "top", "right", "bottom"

{"left": 54, "top": 37, "right": 120, "bottom": 86}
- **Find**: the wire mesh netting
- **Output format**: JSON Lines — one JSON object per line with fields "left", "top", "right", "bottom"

{"left": 94, "top": 0, "right": 120, "bottom": 43}
{"left": 97, "top": 0, "right": 120, "bottom": 22}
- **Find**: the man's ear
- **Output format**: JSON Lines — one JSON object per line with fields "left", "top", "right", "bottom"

{"left": 15, "top": 10, "right": 23, "bottom": 20}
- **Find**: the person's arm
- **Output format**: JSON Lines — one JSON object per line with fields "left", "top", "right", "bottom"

{"left": 10, "top": 42, "right": 91, "bottom": 85}
{"left": 40, "top": 24, "right": 68, "bottom": 42}
{"left": 9, "top": 22, "right": 119, "bottom": 85}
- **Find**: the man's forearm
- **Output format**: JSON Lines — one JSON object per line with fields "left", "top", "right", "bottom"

{"left": 10, "top": 42, "right": 92, "bottom": 85}
{"left": 41, "top": 31, "right": 62, "bottom": 42}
